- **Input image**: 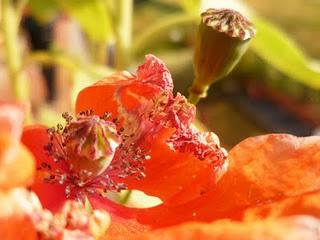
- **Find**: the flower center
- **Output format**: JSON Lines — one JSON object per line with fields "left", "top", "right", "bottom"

{"left": 40, "top": 111, "right": 148, "bottom": 201}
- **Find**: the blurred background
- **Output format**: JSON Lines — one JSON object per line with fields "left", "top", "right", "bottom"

{"left": 1, "top": 0, "right": 320, "bottom": 149}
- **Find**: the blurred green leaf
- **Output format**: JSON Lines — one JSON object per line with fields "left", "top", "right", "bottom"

{"left": 25, "top": 50, "right": 113, "bottom": 78}
{"left": 28, "top": 0, "right": 59, "bottom": 23}
{"left": 251, "top": 16, "right": 320, "bottom": 89}
{"left": 28, "top": 0, "right": 113, "bottom": 42}
{"left": 37, "top": 105, "right": 63, "bottom": 126}
{"left": 179, "top": 0, "right": 200, "bottom": 15}
{"left": 58, "top": 0, "right": 113, "bottom": 43}
{"left": 132, "top": 13, "right": 198, "bottom": 57}
{"left": 71, "top": 69, "right": 103, "bottom": 109}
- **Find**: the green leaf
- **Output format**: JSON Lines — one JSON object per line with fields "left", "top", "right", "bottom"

{"left": 179, "top": 0, "right": 200, "bottom": 15}
{"left": 37, "top": 106, "right": 63, "bottom": 126}
{"left": 28, "top": 0, "right": 59, "bottom": 23}
{"left": 58, "top": 0, "right": 113, "bottom": 43}
{"left": 71, "top": 70, "right": 97, "bottom": 108}
{"left": 251, "top": 16, "right": 320, "bottom": 89}
{"left": 25, "top": 50, "right": 113, "bottom": 78}
{"left": 132, "top": 13, "right": 198, "bottom": 57}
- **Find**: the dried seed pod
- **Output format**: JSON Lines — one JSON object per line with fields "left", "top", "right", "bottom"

{"left": 189, "top": 8, "right": 256, "bottom": 104}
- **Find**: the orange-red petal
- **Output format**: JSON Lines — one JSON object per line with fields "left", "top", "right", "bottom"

{"left": 21, "top": 131, "right": 320, "bottom": 239}
{"left": 131, "top": 134, "right": 320, "bottom": 228}
{"left": 243, "top": 191, "right": 320, "bottom": 221}
{"left": 0, "top": 102, "right": 35, "bottom": 189}
{"left": 0, "top": 140, "right": 35, "bottom": 189}
{"left": 215, "top": 134, "right": 320, "bottom": 209}
{"left": 136, "top": 216, "right": 320, "bottom": 240}
{"left": 22, "top": 125, "right": 66, "bottom": 212}
{"left": 0, "top": 189, "right": 37, "bottom": 240}
{"left": 0, "top": 101, "right": 25, "bottom": 140}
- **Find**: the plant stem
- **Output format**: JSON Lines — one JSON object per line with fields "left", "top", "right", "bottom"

{"left": 25, "top": 51, "right": 113, "bottom": 78}
{"left": 188, "top": 92, "right": 201, "bottom": 105}
{"left": 1, "top": 0, "right": 29, "bottom": 101}
{"left": 114, "top": 0, "right": 133, "bottom": 204}
{"left": 114, "top": 0, "right": 133, "bottom": 70}
{"left": 16, "top": 0, "right": 29, "bottom": 22}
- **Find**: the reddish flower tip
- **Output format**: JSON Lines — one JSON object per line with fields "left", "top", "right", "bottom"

{"left": 137, "top": 54, "right": 173, "bottom": 90}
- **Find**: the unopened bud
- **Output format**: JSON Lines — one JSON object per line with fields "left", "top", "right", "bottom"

{"left": 189, "top": 8, "right": 256, "bottom": 104}
{"left": 64, "top": 114, "right": 120, "bottom": 176}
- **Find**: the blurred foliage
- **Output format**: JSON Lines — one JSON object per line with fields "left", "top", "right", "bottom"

{"left": 24, "top": 0, "right": 320, "bottom": 87}
{"left": 251, "top": 16, "right": 320, "bottom": 89}
{"left": 29, "top": 0, "right": 113, "bottom": 43}
{"left": 59, "top": 0, "right": 113, "bottom": 43}
{"left": 28, "top": 0, "right": 59, "bottom": 22}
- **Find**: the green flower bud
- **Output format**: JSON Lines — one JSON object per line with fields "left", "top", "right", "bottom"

{"left": 189, "top": 8, "right": 256, "bottom": 104}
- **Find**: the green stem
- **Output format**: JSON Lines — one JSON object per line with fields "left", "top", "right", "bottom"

{"left": 113, "top": 0, "right": 134, "bottom": 203}
{"left": 1, "top": 0, "right": 29, "bottom": 101}
{"left": 16, "top": 0, "right": 29, "bottom": 22}
{"left": 95, "top": 42, "right": 108, "bottom": 65}
{"left": 114, "top": 0, "right": 133, "bottom": 70}
{"left": 188, "top": 92, "right": 201, "bottom": 105}
{"left": 24, "top": 51, "right": 113, "bottom": 78}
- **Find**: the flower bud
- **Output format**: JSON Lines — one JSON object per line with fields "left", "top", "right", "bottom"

{"left": 189, "top": 8, "right": 256, "bottom": 104}
{"left": 64, "top": 113, "right": 120, "bottom": 176}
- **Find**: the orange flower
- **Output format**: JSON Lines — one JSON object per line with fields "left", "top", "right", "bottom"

{"left": 0, "top": 102, "right": 37, "bottom": 239}
{"left": 22, "top": 56, "right": 320, "bottom": 239}
{"left": 0, "top": 102, "right": 110, "bottom": 240}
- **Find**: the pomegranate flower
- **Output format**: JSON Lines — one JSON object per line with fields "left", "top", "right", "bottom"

{"left": 22, "top": 55, "right": 320, "bottom": 240}
{"left": 22, "top": 55, "right": 228, "bottom": 212}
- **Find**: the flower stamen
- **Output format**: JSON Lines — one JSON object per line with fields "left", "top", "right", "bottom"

{"left": 41, "top": 111, "right": 148, "bottom": 201}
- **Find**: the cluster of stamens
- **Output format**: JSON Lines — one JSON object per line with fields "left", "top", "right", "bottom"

{"left": 41, "top": 111, "right": 149, "bottom": 201}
